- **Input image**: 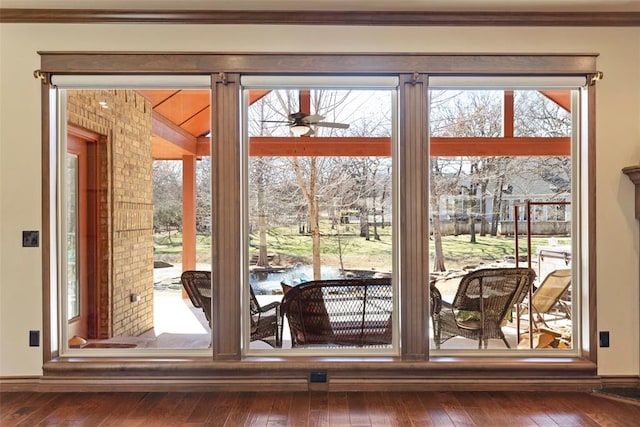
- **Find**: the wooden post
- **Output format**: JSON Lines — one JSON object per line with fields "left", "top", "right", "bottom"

{"left": 182, "top": 154, "right": 197, "bottom": 298}
{"left": 504, "top": 90, "right": 514, "bottom": 138}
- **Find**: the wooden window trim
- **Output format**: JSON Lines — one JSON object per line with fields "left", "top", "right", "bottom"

{"left": 3, "top": 8, "right": 640, "bottom": 27}
{"left": 40, "top": 52, "right": 597, "bottom": 381}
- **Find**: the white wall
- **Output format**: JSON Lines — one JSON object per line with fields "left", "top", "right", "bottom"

{"left": 1, "top": 23, "right": 638, "bottom": 377}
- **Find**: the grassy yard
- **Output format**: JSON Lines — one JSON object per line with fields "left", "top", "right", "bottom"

{"left": 154, "top": 226, "right": 569, "bottom": 272}
{"left": 433, "top": 235, "right": 570, "bottom": 270}
{"left": 154, "top": 232, "right": 212, "bottom": 255}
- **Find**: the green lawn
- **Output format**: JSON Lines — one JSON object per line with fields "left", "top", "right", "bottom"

{"left": 262, "top": 223, "right": 393, "bottom": 257}
{"left": 154, "top": 226, "right": 569, "bottom": 271}
{"left": 434, "top": 235, "right": 569, "bottom": 260}
{"left": 154, "top": 232, "right": 211, "bottom": 255}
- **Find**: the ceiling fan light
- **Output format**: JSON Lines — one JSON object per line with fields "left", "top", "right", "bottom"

{"left": 291, "top": 124, "right": 310, "bottom": 137}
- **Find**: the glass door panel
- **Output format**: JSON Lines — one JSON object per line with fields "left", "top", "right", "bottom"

{"left": 428, "top": 81, "right": 581, "bottom": 353}
{"left": 243, "top": 79, "right": 398, "bottom": 354}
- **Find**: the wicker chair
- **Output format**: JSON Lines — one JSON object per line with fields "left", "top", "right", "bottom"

{"left": 430, "top": 267, "right": 536, "bottom": 349}
{"left": 181, "top": 270, "right": 212, "bottom": 328}
{"left": 280, "top": 278, "right": 392, "bottom": 347}
{"left": 249, "top": 286, "right": 281, "bottom": 347}
{"left": 180, "top": 270, "right": 281, "bottom": 347}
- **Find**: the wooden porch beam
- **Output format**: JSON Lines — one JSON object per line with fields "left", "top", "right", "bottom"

{"left": 430, "top": 137, "right": 570, "bottom": 156}
{"left": 151, "top": 110, "right": 197, "bottom": 155}
{"left": 540, "top": 90, "right": 572, "bottom": 112}
{"left": 249, "top": 89, "right": 271, "bottom": 105}
{"left": 250, "top": 136, "right": 391, "bottom": 157}
{"left": 194, "top": 136, "right": 571, "bottom": 157}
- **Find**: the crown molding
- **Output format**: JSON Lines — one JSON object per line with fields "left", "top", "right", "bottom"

{"left": 2, "top": 9, "right": 640, "bottom": 26}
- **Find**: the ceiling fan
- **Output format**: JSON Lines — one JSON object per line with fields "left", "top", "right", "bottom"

{"left": 262, "top": 112, "right": 350, "bottom": 137}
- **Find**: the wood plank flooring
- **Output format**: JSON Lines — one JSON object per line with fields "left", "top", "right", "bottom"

{"left": 1, "top": 390, "right": 639, "bottom": 426}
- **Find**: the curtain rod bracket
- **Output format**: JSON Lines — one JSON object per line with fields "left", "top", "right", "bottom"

{"left": 217, "top": 72, "right": 229, "bottom": 85}
{"left": 588, "top": 71, "right": 604, "bottom": 86}
{"left": 33, "top": 69, "right": 51, "bottom": 86}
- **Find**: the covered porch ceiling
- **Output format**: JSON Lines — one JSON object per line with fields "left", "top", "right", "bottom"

{"left": 140, "top": 89, "right": 572, "bottom": 161}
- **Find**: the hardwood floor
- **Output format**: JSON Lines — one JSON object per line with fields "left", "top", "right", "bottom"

{"left": 1, "top": 390, "right": 639, "bottom": 426}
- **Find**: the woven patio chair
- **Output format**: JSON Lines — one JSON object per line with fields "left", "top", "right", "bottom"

{"left": 181, "top": 270, "right": 281, "bottom": 347}
{"left": 249, "top": 286, "right": 281, "bottom": 347}
{"left": 280, "top": 278, "right": 392, "bottom": 347}
{"left": 519, "top": 268, "right": 572, "bottom": 330}
{"left": 431, "top": 267, "right": 536, "bottom": 349}
{"left": 181, "top": 270, "right": 213, "bottom": 328}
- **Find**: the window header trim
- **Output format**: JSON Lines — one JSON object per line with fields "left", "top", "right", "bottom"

{"left": 50, "top": 74, "right": 211, "bottom": 89}
{"left": 428, "top": 75, "right": 587, "bottom": 89}
{"left": 38, "top": 53, "right": 598, "bottom": 76}
{"left": 241, "top": 75, "right": 399, "bottom": 88}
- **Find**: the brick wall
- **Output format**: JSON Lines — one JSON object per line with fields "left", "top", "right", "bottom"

{"left": 67, "top": 90, "right": 154, "bottom": 338}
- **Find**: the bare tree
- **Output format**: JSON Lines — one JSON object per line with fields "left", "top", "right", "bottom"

{"left": 195, "top": 156, "right": 211, "bottom": 233}
{"left": 247, "top": 88, "right": 394, "bottom": 279}
{"left": 153, "top": 160, "right": 182, "bottom": 242}
{"left": 427, "top": 88, "right": 574, "bottom": 271}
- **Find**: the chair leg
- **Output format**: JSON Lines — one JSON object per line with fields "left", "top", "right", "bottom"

{"left": 275, "top": 324, "right": 281, "bottom": 347}
{"left": 432, "top": 317, "right": 441, "bottom": 349}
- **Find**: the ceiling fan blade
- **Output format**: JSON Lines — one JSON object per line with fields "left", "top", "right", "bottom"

{"left": 302, "top": 114, "right": 325, "bottom": 123}
{"left": 288, "top": 111, "right": 310, "bottom": 120}
{"left": 315, "top": 121, "right": 350, "bottom": 129}
{"left": 260, "top": 120, "right": 293, "bottom": 124}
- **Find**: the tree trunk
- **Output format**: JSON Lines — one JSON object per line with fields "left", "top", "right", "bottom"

{"left": 480, "top": 180, "right": 488, "bottom": 236}
{"left": 293, "top": 157, "right": 322, "bottom": 281}
{"left": 256, "top": 168, "right": 269, "bottom": 267}
{"left": 469, "top": 209, "right": 477, "bottom": 244}
{"left": 372, "top": 203, "right": 380, "bottom": 241}
{"left": 430, "top": 199, "right": 446, "bottom": 272}
{"left": 310, "top": 200, "right": 321, "bottom": 280}
{"left": 360, "top": 207, "right": 370, "bottom": 240}
{"left": 491, "top": 177, "right": 505, "bottom": 236}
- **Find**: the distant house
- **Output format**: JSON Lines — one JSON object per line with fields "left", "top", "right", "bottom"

{"left": 433, "top": 170, "right": 571, "bottom": 236}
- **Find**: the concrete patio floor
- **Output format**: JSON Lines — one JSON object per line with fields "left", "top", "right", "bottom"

{"left": 84, "top": 263, "right": 571, "bottom": 352}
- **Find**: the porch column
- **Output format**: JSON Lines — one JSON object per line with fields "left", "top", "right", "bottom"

{"left": 182, "top": 154, "right": 197, "bottom": 298}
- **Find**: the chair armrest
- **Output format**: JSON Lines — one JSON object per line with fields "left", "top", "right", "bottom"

{"left": 430, "top": 283, "right": 443, "bottom": 314}
{"left": 441, "top": 300, "right": 454, "bottom": 309}
{"left": 257, "top": 300, "right": 280, "bottom": 313}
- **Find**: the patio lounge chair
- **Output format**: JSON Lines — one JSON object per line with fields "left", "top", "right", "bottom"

{"left": 519, "top": 268, "right": 572, "bottom": 330}
{"left": 430, "top": 267, "right": 536, "bottom": 349}
{"left": 180, "top": 270, "right": 281, "bottom": 346}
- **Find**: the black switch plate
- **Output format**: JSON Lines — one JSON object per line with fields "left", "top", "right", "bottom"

{"left": 29, "top": 330, "right": 40, "bottom": 347}
{"left": 599, "top": 331, "right": 610, "bottom": 348}
{"left": 22, "top": 231, "right": 39, "bottom": 247}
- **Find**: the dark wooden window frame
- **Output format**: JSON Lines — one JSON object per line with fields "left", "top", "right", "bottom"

{"left": 3, "top": 8, "right": 640, "bottom": 26}
{"left": 38, "top": 52, "right": 599, "bottom": 387}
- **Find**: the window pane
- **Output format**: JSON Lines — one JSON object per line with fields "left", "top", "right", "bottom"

{"left": 428, "top": 87, "right": 577, "bottom": 353}
{"left": 244, "top": 87, "right": 396, "bottom": 353}
{"left": 60, "top": 88, "right": 212, "bottom": 351}
{"left": 66, "top": 154, "right": 79, "bottom": 320}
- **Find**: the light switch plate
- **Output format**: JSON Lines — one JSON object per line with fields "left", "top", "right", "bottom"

{"left": 22, "top": 230, "right": 39, "bottom": 247}
{"left": 29, "top": 330, "right": 40, "bottom": 347}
